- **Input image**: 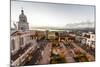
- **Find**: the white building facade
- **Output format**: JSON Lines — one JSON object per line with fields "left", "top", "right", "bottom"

{"left": 81, "top": 32, "right": 95, "bottom": 48}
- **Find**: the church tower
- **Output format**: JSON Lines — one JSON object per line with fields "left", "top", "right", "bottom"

{"left": 18, "top": 9, "right": 29, "bottom": 31}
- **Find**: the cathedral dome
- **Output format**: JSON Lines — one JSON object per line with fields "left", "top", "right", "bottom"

{"left": 19, "top": 9, "right": 27, "bottom": 22}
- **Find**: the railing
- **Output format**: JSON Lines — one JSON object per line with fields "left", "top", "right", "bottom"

{"left": 11, "top": 40, "right": 37, "bottom": 66}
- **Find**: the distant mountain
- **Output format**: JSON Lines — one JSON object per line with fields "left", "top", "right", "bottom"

{"left": 66, "top": 22, "right": 95, "bottom": 29}
{"left": 30, "top": 22, "right": 95, "bottom": 31}
{"left": 31, "top": 26, "right": 95, "bottom": 31}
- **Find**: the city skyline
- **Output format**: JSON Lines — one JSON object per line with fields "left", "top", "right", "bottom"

{"left": 10, "top": 1, "right": 95, "bottom": 66}
{"left": 11, "top": 1, "right": 95, "bottom": 28}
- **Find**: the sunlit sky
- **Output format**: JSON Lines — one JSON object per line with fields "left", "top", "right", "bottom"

{"left": 11, "top": 0, "right": 95, "bottom": 28}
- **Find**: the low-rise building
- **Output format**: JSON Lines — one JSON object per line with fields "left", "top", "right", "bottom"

{"left": 81, "top": 32, "right": 95, "bottom": 48}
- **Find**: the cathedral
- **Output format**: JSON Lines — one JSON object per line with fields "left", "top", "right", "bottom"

{"left": 18, "top": 9, "right": 29, "bottom": 31}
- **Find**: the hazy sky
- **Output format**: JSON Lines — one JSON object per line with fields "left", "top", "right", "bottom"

{"left": 11, "top": 1, "right": 95, "bottom": 28}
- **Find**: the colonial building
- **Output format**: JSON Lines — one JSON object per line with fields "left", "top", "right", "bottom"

{"left": 18, "top": 9, "right": 29, "bottom": 31}
{"left": 11, "top": 9, "right": 37, "bottom": 66}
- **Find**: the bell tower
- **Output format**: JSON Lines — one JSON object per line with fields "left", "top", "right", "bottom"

{"left": 18, "top": 9, "right": 29, "bottom": 31}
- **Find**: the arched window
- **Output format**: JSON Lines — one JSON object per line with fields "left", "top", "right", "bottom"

{"left": 23, "top": 19, "right": 25, "bottom": 22}
{"left": 21, "top": 27, "right": 25, "bottom": 31}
